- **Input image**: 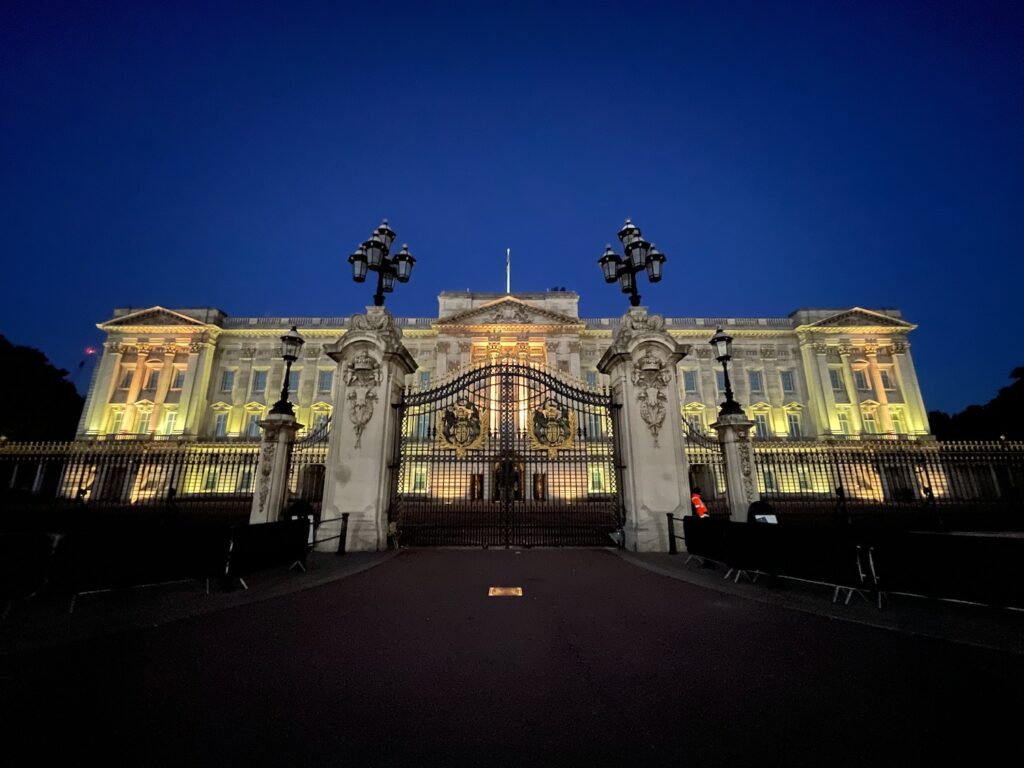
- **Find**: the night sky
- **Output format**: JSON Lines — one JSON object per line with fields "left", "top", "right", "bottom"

{"left": 2, "top": 1, "right": 1022, "bottom": 413}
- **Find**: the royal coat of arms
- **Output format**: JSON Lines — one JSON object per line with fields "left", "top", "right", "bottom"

{"left": 438, "top": 396, "right": 486, "bottom": 457}
{"left": 530, "top": 397, "right": 576, "bottom": 457}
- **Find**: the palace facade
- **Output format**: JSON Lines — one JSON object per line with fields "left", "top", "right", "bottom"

{"left": 77, "top": 290, "right": 931, "bottom": 442}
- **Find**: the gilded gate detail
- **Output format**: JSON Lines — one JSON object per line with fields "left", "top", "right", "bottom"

{"left": 391, "top": 360, "right": 623, "bottom": 547}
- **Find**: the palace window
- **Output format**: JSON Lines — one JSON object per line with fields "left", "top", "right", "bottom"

{"left": 412, "top": 467, "right": 428, "bottom": 493}
{"left": 164, "top": 411, "right": 177, "bottom": 435}
{"left": 246, "top": 413, "right": 261, "bottom": 438}
{"left": 109, "top": 410, "right": 124, "bottom": 434}
{"left": 879, "top": 369, "right": 895, "bottom": 390}
{"left": 787, "top": 412, "right": 802, "bottom": 438}
{"left": 237, "top": 470, "right": 254, "bottom": 493}
{"left": 171, "top": 369, "right": 186, "bottom": 390}
{"left": 119, "top": 368, "right": 133, "bottom": 389}
{"left": 420, "top": 371, "right": 432, "bottom": 387}
{"left": 288, "top": 370, "right": 300, "bottom": 392}
{"left": 891, "top": 409, "right": 905, "bottom": 434}
{"left": 318, "top": 370, "right": 333, "bottom": 393}
{"left": 716, "top": 371, "right": 726, "bottom": 393}
{"left": 136, "top": 411, "right": 150, "bottom": 434}
{"left": 762, "top": 469, "right": 778, "bottom": 492}
{"left": 251, "top": 370, "right": 267, "bottom": 394}
{"left": 686, "top": 414, "right": 704, "bottom": 434}
{"left": 837, "top": 411, "right": 851, "bottom": 435}
{"left": 312, "top": 411, "right": 330, "bottom": 432}
{"left": 862, "top": 410, "right": 878, "bottom": 434}
{"left": 683, "top": 370, "right": 698, "bottom": 394}
{"left": 854, "top": 370, "right": 870, "bottom": 391}
{"left": 749, "top": 370, "right": 764, "bottom": 395}
{"left": 589, "top": 466, "right": 607, "bottom": 494}
{"left": 780, "top": 370, "right": 796, "bottom": 394}
{"left": 586, "top": 371, "right": 598, "bottom": 388}
{"left": 829, "top": 368, "right": 844, "bottom": 391}
{"left": 144, "top": 368, "right": 160, "bottom": 391}
{"left": 221, "top": 371, "right": 235, "bottom": 393}
{"left": 214, "top": 412, "right": 228, "bottom": 437}
{"left": 753, "top": 414, "right": 770, "bottom": 439}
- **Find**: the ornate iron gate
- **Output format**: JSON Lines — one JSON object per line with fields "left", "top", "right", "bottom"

{"left": 391, "top": 360, "right": 622, "bottom": 547}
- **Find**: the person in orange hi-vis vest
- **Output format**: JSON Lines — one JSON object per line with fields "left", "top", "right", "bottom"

{"left": 691, "top": 486, "right": 709, "bottom": 518}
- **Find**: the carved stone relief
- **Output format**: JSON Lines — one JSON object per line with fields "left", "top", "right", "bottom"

{"left": 631, "top": 347, "right": 672, "bottom": 447}
{"left": 345, "top": 349, "right": 382, "bottom": 449}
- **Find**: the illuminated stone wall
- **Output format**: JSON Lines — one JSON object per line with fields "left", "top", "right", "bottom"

{"left": 79, "top": 293, "right": 931, "bottom": 442}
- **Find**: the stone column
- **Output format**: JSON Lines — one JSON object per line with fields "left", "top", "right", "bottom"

{"left": 249, "top": 413, "right": 302, "bottom": 524}
{"left": 838, "top": 349, "right": 865, "bottom": 434}
{"left": 812, "top": 343, "right": 841, "bottom": 436}
{"left": 318, "top": 307, "right": 416, "bottom": 552}
{"left": 798, "top": 340, "right": 830, "bottom": 437}
{"left": 180, "top": 334, "right": 216, "bottom": 436}
{"left": 711, "top": 413, "right": 760, "bottom": 521}
{"left": 891, "top": 341, "right": 930, "bottom": 435}
{"left": 597, "top": 307, "right": 690, "bottom": 552}
{"left": 865, "top": 346, "right": 894, "bottom": 433}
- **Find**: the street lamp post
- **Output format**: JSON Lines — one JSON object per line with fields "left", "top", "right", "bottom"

{"left": 270, "top": 326, "right": 306, "bottom": 416}
{"left": 597, "top": 218, "right": 666, "bottom": 307}
{"left": 709, "top": 327, "right": 744, "bottom": 416}
{"left": 348, "top": 219, "right": 416, "bottom": 306}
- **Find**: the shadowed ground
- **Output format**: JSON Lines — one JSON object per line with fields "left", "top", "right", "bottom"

{"left": 2, "top": 548, "right": 1021, "bottom": 766}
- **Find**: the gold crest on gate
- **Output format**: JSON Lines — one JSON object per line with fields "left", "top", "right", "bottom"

{"left": 530, "top": 397, "right": 576, "bottom": 458}
{"left": 438, "top": 396, "right": 486, "bottom": 457}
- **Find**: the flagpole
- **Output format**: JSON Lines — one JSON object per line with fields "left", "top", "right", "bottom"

{"left": 506, "top": 248, "right": 511, "bottom": 294}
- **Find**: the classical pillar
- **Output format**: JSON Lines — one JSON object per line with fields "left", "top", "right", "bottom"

{"left": 597, "top": 307, "right": 690, "bottom": 552}
{"left": 812, "top": 343, "right": 841, "bottom": 436}
{"left": 798, "top": 340, "right": 831, "bottom": 437}
{"left": 865, "top": 346, "right": 894, "bottom": 433}
{"left": 179, "top": 334, "right": 216, "bottom": 436}
{"left": 711, "top": 414, "right": 760, "bottom": 521}
{"left": 318, "top": 307, "right": 417, "bottom": 552}
{"left": 249, "top": 413, "right": 302, "bottom": 524}
{"left": 838, "top": 349, "right": 865, "bottom": 434}
{"left": 891, "top": 341, "right": 930, "bottom": 435}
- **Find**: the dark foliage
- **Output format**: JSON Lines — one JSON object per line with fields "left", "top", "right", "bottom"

{"left": 0, "top": 335, "right": 84, "bottom": 441}
{"left": 929, "top": 367, "right": 1024, "bottom": 440}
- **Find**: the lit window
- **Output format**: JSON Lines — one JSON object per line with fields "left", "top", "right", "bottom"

{"left": 420, "top": 371, "right": 432, "bottom": 387}
{"left": 854, "top": 370, "right": 870, "bottom": 391}
{"left": 829, "top": 369, "right": 844, "bottom": 391}
{"left": 683, "top": 370, "right": 698, "bottom": 394}
{"left": 787, "top": 412, "right": 802, "bottom": 438}
{"left": 204, "top": 470, "right": 219, "bottom": 491}
{"left": 214, "top": 412, "right": 228, "bottom": 437}
{"left": 318, "top": 370, "right": 333, "bottom": 393}
{"left": 780, "top": 371, "right": 795, "bottom": 394}
{"left": 763, "top": 470, "right": 777, "bottom": 491}
{"left": 119, "top": 368, "right": 133, "bottom": 389}
{"left": 136, "top": 411, "right": 150, "bottom": 434}
{"left": 246, "top": 413, "right": 261, "bottom": 438}
{"left": 171, "top": 369, "right": 186, "bottom": 389}
{"left": 221, "top": 371, "right": 235, "bottom": 393}
{"left": 686, "top": 414, "right": 704, "bottom": 434}
{"left": 891, "top": 410, "right": 905, "bottom": 434}
{"left": 798, "top": 469, "right": 811, "bottom": 490}
{"left": 862, "top": 410, "right": 878, "bottom": 434}
{"left": 838, "top": 411, "right": 851, "bottom": 435}
{"left": 753, "top": 414, "right": 770, "bottom": 439}
{"left": 312, "top": 411, "right": 330, "bottom": 432}
{"left": 589, "top": 466, "right": 606, "bottom": 493}
{"left": 164, "top": 411, "right": 177, "bottom": 435}
{"left": 749, "top": 370, "right": 764, "bottom": 394}
{"left": 144, "top": 368, "right": 160, "bottom": 390}
{"left": 879, "top": 370, "right": 895, "bottom": 390}
{"left": 109, "top": 410, "right": 124, "bottom": 434}
{"left": 413, "top": 467, "right": 428, "bottom": 492}
{"left": 252, "top": 370, "right": 267, "bottom": 394}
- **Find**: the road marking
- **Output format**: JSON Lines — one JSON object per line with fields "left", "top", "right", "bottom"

{"left": 488, "top": 587, "right": 523, "bottom": 597}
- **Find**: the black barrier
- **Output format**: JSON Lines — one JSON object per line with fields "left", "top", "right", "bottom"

{"left": 1, "top": 532, "right": 62, "bottom": 619}
{"left": 50, "top": 526, "right": 232, "bottom": 610}
{"left": 223, "top": 519, "right": 311, "bottom": 586}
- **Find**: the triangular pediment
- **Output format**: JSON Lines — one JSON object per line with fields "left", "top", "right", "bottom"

{"left": 803, "top": 307, "right": 913, "bottom": 330}
{"left": 437, "top": 296, "right": 581, "bottom": 327}
{"left": 100, "top": 306, "right": 209, "bottom": 329}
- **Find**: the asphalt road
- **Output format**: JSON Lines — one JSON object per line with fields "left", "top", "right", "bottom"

{"left": 3, "top": 549, "right": 1021, "bottom": 767}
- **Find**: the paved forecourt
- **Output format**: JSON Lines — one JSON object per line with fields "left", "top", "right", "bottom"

{"left": 2, "top": 549, "right": 1021, "bottom": 766}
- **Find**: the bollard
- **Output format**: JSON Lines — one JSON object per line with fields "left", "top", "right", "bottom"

{"left": 336, "top": 513, "right": 350, "bottom": 556}
{"left": 667, "top": 513, "right": 677, "bottom": 555}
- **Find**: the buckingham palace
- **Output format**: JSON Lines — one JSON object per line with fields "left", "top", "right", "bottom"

{"left": 76, "top": 290, "right": 931, "bottom": 443}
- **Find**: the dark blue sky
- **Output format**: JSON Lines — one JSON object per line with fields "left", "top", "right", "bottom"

{"left": 2, "top": 1, "right": 1022, "bottom": 412}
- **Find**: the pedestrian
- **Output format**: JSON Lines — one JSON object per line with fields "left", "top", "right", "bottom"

{"left": 691, "top": 486, "right": 709, "bottom": 518}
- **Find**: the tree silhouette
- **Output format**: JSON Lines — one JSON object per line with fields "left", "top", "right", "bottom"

{"left": 929, "top": 367, "right": 1024, "bottom": 440}
{"left": 0, "top": 335, "right": 84, "bottom": 441}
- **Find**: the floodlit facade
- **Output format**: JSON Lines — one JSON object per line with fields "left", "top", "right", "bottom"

{"left": 77, "top": 290, "right": 931, "bottom": 442}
